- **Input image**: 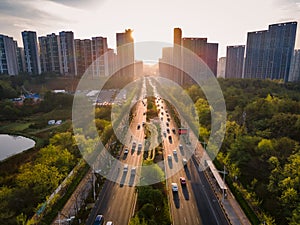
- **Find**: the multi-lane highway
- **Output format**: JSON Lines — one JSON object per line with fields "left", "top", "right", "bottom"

{"left": 86, "top": 78, "right": 232, "bottom": 225}
{"left": 156, "top": 96, "right": 203, "bottom": 225}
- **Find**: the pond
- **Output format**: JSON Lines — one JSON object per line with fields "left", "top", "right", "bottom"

{"left": 0, "top": 134, "right": 36, "bottom": 161}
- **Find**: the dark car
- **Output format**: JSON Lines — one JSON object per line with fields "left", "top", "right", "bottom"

{"left": 94, "top": 215, "right": 104, "bottom": 225}
{"left": 180, "top": 177, "right": 186, "bottom": 186}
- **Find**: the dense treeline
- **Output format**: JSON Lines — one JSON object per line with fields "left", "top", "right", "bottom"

{"left": 187, "top": 79, "right": 300, "bottom": 225}
{"left": 0, "top": 132, "right": 78, "bottom": 224}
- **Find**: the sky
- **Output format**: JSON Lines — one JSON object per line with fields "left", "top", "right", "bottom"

{"left": 0, "top": 0, "right": 299, "bottom": 59}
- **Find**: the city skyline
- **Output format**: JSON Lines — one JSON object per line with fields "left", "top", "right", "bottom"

{"left": 0, "top": 0, "right": 299, "bottom": 60}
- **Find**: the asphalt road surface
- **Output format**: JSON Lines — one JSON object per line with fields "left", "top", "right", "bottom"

{"left": 87, "top": 96, "right": 147, "bottom": 225}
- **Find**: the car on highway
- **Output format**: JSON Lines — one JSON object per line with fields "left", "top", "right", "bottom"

{"left": 132, "top": 141, "right": 136, "bottom": 149}
{"left": 172, "top": 128, "right": 176, "bottom": 134}
{"left": 173, "top": 149, "right": 177, "bottom": 155}
{"left": 161, "top": 117, "right": 163, "bottom": 121}
{"left": 167, "top": 118, "right": 170, "bottom": 122}
{"left": 166, "top": 122, "right": 169, "bottom": 127}
{"left": 123, "top": 164, "right": 128, "bottom": 172}
{"left": 182, "top": 158, "right": 187, "bottom": 167}
{"left": 167, "top": 154, "right": 172, "bottom": 160}
{"left": 161, "top": 112, "right": 164, "bottom": 115}
{"left": 171, "top": 183, "right": 178, "bottom": 192}
{"left": 166, "top": 128, "right": 170, "bottom": 134}
{"left": 138, "top": 143, "right": 142, "bottom": 151}
{"left": 94, "top": 215, "right": 104, "bottom": 225}
{"left": 180, "top": 177, "right": 186, "bottom": 186}
{"left": 163, "top": 131, "right": 167, "bottom": 137}
{"left": 131, "top": 167, "right": 136, "bottom": 176}
{"left": 106, "top": 222, "right": 113, "bottom": 225}
{"left": 137, "top": 124, "right": 141, "bottom": 130}
{"left": 124, "top": 148, "right": 129, "bottom": 155}
{"left": 168, "top": 135, "right": 172, "bottom": 143}
{"left": 179, "top": 144, "right": 183, "bottom": 151}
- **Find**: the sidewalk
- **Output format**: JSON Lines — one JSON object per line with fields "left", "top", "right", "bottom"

{"left": 204, "top": 167, "right": 251, "bottom": 225}
{"left": 51, "top": 169, "right": 93, "bottom": 224}
{"left": 191, "top": 136, "right": 252, "bottom": 225}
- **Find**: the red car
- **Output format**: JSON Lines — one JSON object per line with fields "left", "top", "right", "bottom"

{"left": 180, "top": 177, "right": 186, "bottom": 186}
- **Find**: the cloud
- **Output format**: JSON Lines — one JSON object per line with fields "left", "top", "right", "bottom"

{"left": 47, "top": 0, "right": 104, "bottom": 8}
{"left": 0, "top": 0, "right": 70, "bottom": 24}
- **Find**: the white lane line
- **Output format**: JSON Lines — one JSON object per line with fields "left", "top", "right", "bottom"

{"left": 184, "top": 217, "right": 187, "bottom": 224}
{"left": 196, "top": 217, "right": 200, "bottom": 224}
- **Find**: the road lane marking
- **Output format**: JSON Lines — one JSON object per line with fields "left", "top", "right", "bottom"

{"left": 184, "top": 217, "right": 187, "bottom": 223}
{"left": 196, "top": 217, "right": 200, "bottom": 224}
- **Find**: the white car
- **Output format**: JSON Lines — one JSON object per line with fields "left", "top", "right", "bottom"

{"left": 182, "top": 158, "right": 187, "bottom": 166}
{"left": 124, "top": 148, "right": 129, "bottom": 154}
{"left": 171, "top": 183, "right": 178, "bottom": 192}
{"left": 123, "top": 164, "right": 128, "bottom": 172}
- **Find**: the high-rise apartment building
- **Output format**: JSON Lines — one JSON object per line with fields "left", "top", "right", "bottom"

{"left": 106, "top": 48, "right": 117, "bottom": 76}
{"left": 0, "top": 34, "right": 19, "bottom": 75}
{"left": 59, "top": 31, "right": 77, "bottom": 76}
{"left": 75, "top": 39, "right": 93, "bottom": 76}
{"left": 244, "top": 21, "right": 297, "bottom": 82}
{"left": 289, "top": 49, "right": 300, "bottom": 82}
{"left": 16, "top": 47, "right": 26, "bottom": 73}
{"left": 173, "top": 28, "right": 183, "bottom": 84}
{"left": 225, "top": 45, "right": 245, "bottom": 78}
{"left": 92, "top": 36, "right": 108, "bottom": 77}
{"left": 181, "top": 37, "right": 218, "bottom": 82}
{"left": 116, "top": 29, "right": 134, "bottom": 79}
{"left": 217, "top": 57, "right": 226, "bottom": 78}
{"left": 39, "top": 33, "right": 62, "bottom": 75}
{"left": 22, "top": 31, "right": 41, "bottom": 75}
{"left": 159, "top": 47, "right": 173, "bottom": 80}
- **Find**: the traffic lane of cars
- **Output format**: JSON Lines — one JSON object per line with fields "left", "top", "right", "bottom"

{"left": 157, "top": 97, "right": 202, "bottom": 225}
{"left": 93, "top": 100, "right": 146, "bottom": 224}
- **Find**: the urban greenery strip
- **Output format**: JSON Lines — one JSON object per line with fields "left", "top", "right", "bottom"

{"left": 39, "top": 161, "right": 90, "bottom": 224}
{"left": 213, "top": 158, "right": 260, "bottom": 225}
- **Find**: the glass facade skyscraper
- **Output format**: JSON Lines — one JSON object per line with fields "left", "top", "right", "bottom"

{"left": 244, "top": 21, "right": 297, "bottom": 82}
